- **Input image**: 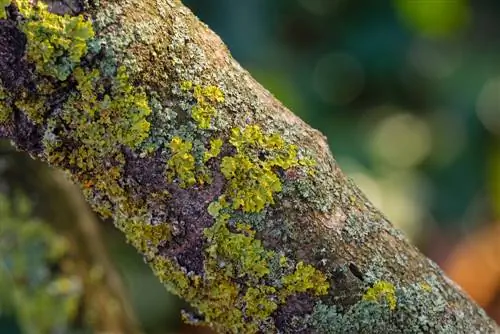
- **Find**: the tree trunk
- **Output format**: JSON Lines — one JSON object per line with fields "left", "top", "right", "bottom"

{"left": 0, "top": 0, "right": 497, "bottom": 332}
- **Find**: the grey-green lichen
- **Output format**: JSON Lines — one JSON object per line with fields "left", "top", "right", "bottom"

{"left": 309, "top": 277, "right": 487, "bottom": 333}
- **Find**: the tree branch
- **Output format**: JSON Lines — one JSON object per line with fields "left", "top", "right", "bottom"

{"left": 0, "top": 0, "right": 497, "bottom": 332}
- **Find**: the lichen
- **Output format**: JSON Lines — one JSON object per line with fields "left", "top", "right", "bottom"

{"left": 362, "top": 280, "right": 397, "bottom": 310}
{"left": 181, "top": 81, "right": 224, "bottom": 129}
{"left": 165, "top": 136, "right": 196, "bottom": 188}
{"left": 42, "top": 64, "right": 151, "bottom": 218}
{"left": 282, "top": 261, "right": 330, "bottom": 297}
{"left": 122, "top": 221, "right": 171, "bottom": 259}
{"left": 220, "top": 125, "right": 300, "bottom": 212}
{"left": 16, "top": 0, "right": 95, "bottom": 80}
{"left": 14, "top": 79, "right": 54, "bottom": 124}
{"left": 0, "top": 0, "right": 10, "bottom": 19}
{"left": 204, "top": 214, "right": 274, "bottom": 280}
{"left": 0, "top": 83, "right": 11, "bottom": 123}
{"left": 203, "top": 138, "right": 223, "bottom": 162}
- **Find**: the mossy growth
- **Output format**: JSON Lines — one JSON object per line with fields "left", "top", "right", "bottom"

{"left": 220, "top": 125, "right": 300, "bottom": 212}
{"left": 363, "top": 280, "right": 397, "bottom": 310}
{"left": 166, "top": 136, "right": 197, "bottom": 188}
{"left": 0, "top": 0, "right": 10, "bottom": 19}
{"left": 181, "top": 81, "right": 224, "bottom": 129}
{"left": 16, "top": 0, "right": 95, "bottom": 81}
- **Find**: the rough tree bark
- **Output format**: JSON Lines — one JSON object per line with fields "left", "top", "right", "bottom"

{"left": 0, "top": 0, "right": 497, "bottom": 332}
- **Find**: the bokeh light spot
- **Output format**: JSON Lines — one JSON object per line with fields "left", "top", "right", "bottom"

{"left": 370, "top": 112, "right": 432, "bottom": 168}
{"left": 477, "top": 77, "right": 500, "bottom": 136}
{"left": 409, "top": 39, "right": 462, "bottom": 79}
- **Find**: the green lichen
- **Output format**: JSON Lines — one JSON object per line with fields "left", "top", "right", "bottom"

{"left": 204, "top": 214, "right": 274, "bottom": 280}
{"left": 221, "top": 125, "right": 300, "bottom": 212}
{"left": 181, "top": 81, "right": 224, "bottom": 129}
{"left": 122, "top": 221, "right": 171, "bottom": 259}
{"left": 243, "top": 285, "right": 278, "bottom": 321}
{"left": 17, "top": 0, "right": 95, "bottom": 80}
{"left": 14, "top": 94, "right": 47, "bottom": 125}
{"left": 0, "top": 0, "right": 10, "bottom": 19}
{"left": 43, "top": 65, "right": 151, "bottom": 217}
{"left": 207, "top": 200, "right": 224, "bottom": 218}
{"left": 362, "top": 280, "right": 397, "bottom": 310}
{"left": 0, "top": 83, "right": 10, "bottom": 122}
{"left": 282, "top": 261, "right": 330, "bottom": 297}
{"left": 166, "top": 136, "right": 196, "bottom": 188}
{"left": 203, "top": 138, "right": 223, "bottom": 162}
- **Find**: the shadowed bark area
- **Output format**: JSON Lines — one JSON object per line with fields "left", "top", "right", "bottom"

{"left": 0, "top": 0, "right": 498, "bottom": 332}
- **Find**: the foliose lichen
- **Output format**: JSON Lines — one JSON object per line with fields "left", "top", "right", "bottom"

{"left": 220, "top": 125, "right": 301, "bottom": 212}
{"left": 362, "top": 280, "right": 397, "bottom": 310}
{"left": 166, "top": 136, "right": 197, "bottom": 188}
{"left": 0, "top": 82, "right": 11, "bottom": 122}
{"left": 0, "top": 0, "right": 9, "bottom": 19}
{"left": 181, "top": 81, "right": 224, "bottom": 129}
{"left": 16, "top": 0, "right": 95, "bottom": 80}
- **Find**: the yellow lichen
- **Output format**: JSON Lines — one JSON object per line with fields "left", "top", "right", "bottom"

{"left": 122, "top": 221, "right": 171, "bottom": 258}
{"left": 363, "top": 280, "right": 397, "bottom": 310}
{"left": 16, "top": 0, "right": 94, "bottom": 80}
{"left": 203, "top": 138, "right": 223, "bottom": 162}
{"left": 0, "top": 83, "right": 10, "bottom": 122}
{"left": 221, "top": 125, "right": 300, "bottom": 213}
{"left": 282, "top": 261, "right": 330, "bottom": 297}
{"left": 166, "top": 136, "right": 197, "bottom": 188}
{"left": 0, "top": 0, "right": 10, "bottom": 19}
{"left": 182, "top": 82, "right": 224, "bottom": 129}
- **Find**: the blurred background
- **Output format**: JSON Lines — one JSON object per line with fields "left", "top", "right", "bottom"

{"left": 1, "top": 0, "right": 500, "bottom": 332}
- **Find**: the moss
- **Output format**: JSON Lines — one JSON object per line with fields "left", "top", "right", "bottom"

{"left": 220, "top": 125, "right": 301, "bottom": 213}
{"left": 282, "top": 261, "right": 330, "bottom": 297}
{"left": 16, "top": 0, "right": 95, "bottom": 80}
{"left": 362, "top": 280, "right": 397, "bottom": 310}
{"left": 0, "top": 0, "right": 10, "bottom": 19}
{"left": 166, "top": 136, "right": 197, "bottom": 188}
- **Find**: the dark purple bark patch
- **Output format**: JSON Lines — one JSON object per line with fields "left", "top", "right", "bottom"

{"left": 274, "top": 293, "right": 315, "bottom": 333}
{"left": 0, "top": 20, "right": 34, "bottom": 92}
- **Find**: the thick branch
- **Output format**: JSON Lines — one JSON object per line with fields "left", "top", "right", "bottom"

{"left": 0, "top": 0, "right": 497, "bottom": 332}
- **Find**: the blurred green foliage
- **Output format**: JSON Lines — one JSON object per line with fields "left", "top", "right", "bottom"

{"left": 0, "top": 194, "right": 83, "bottom": 334}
